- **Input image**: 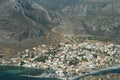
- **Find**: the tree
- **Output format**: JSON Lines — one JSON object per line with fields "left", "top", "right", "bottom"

{"left": 93, "top": 54, "right": 98, "bottom": 58}
{"left": 35, "top": 56, "right": 48, "bottom": 62}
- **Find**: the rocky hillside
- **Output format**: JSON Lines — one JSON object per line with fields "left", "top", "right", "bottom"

{"left": 0, "top": 0, "right": 120, "bottom": 57}
{"left": 37, "top": 0, "right": 120, "bottom": 39}
{"left": 0, "top": 0, "right": 69, "bottom": 57}
{"left": 0, "top": 0, "right": 120, "bottom": 43}
{"left": 0, "top": 0, "right": 54, "bottom": 43}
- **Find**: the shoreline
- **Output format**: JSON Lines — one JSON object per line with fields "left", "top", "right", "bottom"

{"left": 0, "top": 64, "right": 120, "bottom": 80}
{"left": 16, "top": 65, "right": 120, "bottom": 80}
{"left": 71, "top": 65, "right": 120, "bottom": 80}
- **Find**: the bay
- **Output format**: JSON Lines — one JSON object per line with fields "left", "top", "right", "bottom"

{"left": 0, "top": 66, "right": 120, "bottom": 80}
{"left": 0, "top": 66, "right": 61, "bottom": 80}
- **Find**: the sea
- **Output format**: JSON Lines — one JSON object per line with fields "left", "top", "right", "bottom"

{"left": 0, "top": 66, "right": 60, "bottom": 80}
{"left": 0, "top": 66, "right": 120, "bottom": 80}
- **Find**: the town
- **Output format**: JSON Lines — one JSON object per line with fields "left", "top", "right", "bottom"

{"left": 0, "top": 40, "right": 120, "bottom": 79}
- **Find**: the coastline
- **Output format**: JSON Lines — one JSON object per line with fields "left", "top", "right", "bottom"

{"left": 0, "top": 64, "right": 63, "bottom": 80}
{"left": 0, "top": 64, "right": 120, "bottom": 80}
{"left": 16, "top": 65, "right": 120, "bottom": 80}
{"left": 71, "top": 65, "right": 120, "bottom": 80}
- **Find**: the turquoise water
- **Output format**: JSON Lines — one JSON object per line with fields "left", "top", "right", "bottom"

{"left": 0, "top": 66, "right": 61, "bottom": 80}
{"left": 0, "top": 66, "right": 120, "bottom": 80}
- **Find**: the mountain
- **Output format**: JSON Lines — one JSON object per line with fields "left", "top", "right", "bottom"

{"left": 0, "top": 0, "right": 120, "bottom": 57}
{"left": 0, "top": 0, "right": 68, "bottom": 57}
{"left": 0, "top": 0, "right": 54, "bottom": 43}
{"left": 37, "top": 0, "right": 120, "bottom": 38}
{"left": 0, "top": 0, "right": 120, "bottom": 43}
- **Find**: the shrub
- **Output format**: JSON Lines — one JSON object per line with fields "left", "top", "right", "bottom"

{"left": 35, "top": 56, "right": 48, "bottom": 62}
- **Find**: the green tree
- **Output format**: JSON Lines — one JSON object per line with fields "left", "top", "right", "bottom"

{"left": 93, "top": 54, "right": 98, "bottom": 58}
